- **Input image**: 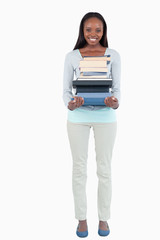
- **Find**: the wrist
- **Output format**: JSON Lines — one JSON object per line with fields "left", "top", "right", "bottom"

{"left": 68, "top": 106, "right": 73, "bottom": 111}
{"left": 112, "top": 103, "right": 119, "bottom": 109}
{"left": 68, "top": 105, "right": 76, "bottom": 111}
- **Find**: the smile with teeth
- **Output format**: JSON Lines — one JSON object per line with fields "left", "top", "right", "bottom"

{"left": 89, "top": 38, "right": 97, "bottom": 42}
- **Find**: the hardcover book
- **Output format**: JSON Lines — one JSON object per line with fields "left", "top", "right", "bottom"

{"left": 76, "top": 92, "right": 111, "bottom": 105}
{"left": 71, "top": 55, "right": 112, "bottom": 105}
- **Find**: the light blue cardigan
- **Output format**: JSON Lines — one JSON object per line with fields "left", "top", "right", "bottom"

{"left": 63, "top": 48, "right": 121, "bottom": 123}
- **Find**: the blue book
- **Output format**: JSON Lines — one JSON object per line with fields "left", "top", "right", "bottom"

{"left": 82, "top": 72, "right": 107, "bottom": 76}
{"left": 83, "top": 99, "right": 106, "bottom": 106}
{"left": 77, "top": 92, "right": 111, "bottom": 98}
{"left": 71, "top": 97, "right": 107, "bottom": 106}
{"left": 74, "top": 92, "right": 111, "bottom": 106}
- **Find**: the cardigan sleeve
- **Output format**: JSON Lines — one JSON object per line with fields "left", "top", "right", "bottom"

{"left": 62, "top": 53, "right": 74, "bottom": 107}
{"left": 111, "top": 50, "right": 121, "bottom": 103}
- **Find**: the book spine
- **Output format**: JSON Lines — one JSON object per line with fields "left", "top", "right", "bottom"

{"left": 83, "top": 98, "right": 106, "bottom": 106}
{"left": 80, "top": 67, "right": 108, "bottom": 72}
{"left": 83, "top": 55, "right": 111, "bottom": 61}
{"left": 81, "top": 72, "right": 107, "bottom": 76}
{"left": 79, "top": 60, "right": 107, "bottom": 68}
{"left": 76, "top": 86, "right": 110, "bottom": 93}
{"left": 77, "top": 92, "right": 111, "bottom": 98}
{"left": 71, "top": 97, "right": 106, "bottom": 106}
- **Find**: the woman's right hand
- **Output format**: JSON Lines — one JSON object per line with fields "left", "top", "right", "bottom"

{"left": 68, "top": 96, "right": 84, "bottom": 111}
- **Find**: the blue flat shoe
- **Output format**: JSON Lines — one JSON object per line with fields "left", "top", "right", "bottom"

{"left": 76, "top": 224, "right": 88, "bottom": 238}
{"left": 98, "top": 222, "right": 110, "bottom": 237}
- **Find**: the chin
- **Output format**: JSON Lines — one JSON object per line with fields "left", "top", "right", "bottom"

{"left": 87, "top": 41, "right": 99, "bottom": 46}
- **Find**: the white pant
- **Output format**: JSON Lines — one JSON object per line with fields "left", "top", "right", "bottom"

{"left": 67, "top": 120, "right": 117, "bottom": 221}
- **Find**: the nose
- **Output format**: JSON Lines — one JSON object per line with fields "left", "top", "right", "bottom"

{"left": 90, "top": 35, "right": 97, "bottom": 38}
{"left": 90, "top": 31, "right": 96, "bottom": 36}
{"left": 90, "top": 30, "right": 97, "bottom": 36}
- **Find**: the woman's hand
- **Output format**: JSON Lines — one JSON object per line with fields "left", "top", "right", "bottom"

{"left": 68, "top": 96, "right": 84, "bottom": 111}
{"left": 104, "top": 96, "right": 119, "bottom": 109}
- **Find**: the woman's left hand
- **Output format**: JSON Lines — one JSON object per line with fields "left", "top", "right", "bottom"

{"left": 104, "top": 96, "right": 119, "bottom": 109}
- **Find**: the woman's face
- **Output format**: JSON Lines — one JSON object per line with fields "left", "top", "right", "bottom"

{"left": 83, "top": 17, "right": 104, "bottom": 46}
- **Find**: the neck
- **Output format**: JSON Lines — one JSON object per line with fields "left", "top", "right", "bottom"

{"left": 84, "top": 43, "right": 103, "bottom": 51}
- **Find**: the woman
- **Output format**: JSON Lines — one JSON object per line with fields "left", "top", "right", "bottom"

{"left": 63, "top": 12, "right": 121, "bottom": 237}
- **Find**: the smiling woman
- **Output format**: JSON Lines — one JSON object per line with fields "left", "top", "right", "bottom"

{"left": 78, "top": 17, "right": 107, "bottom": 57}
{"left": 73, "top": 12, "right": 108, "bottom": 53}
{"left": 83, "top": 18, "right": 103, "bottom": 45}
{"left": 63, "top": 12, "right": 121, "bottom": 238}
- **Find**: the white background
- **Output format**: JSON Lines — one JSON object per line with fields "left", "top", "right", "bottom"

{"left": 0, "top": 0, "right": 160, "bottom": 239}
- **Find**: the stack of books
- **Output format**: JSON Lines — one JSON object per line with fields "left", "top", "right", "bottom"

{"left": 72, "top": 55, "right": 112, "bottom": 105}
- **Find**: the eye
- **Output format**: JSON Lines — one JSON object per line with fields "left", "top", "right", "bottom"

{"left": 96, "top": 29, "right": 101, "bottom": 32}
{"left": 86, "top": 28, "right": 91, "bottom": 32}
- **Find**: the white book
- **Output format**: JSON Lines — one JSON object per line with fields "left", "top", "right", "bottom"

{"left": 76, "top": 78, "right": 112, "bottom": 81}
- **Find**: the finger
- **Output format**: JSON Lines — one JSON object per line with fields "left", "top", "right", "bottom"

{"left": 71, "top": 97, "right": 78, "bottom": 104}
{"left": 76, "top": 97, "right": 83, "bottom": 107}
{"left": 111, "top": 96, "right": 116, "bottom": 101}
{"left": 111, "top": 96, "right": 118, "bottom": 102}
{"left": 80, "top": 97, "right": 84, "bottom": 105}
{"left": 111, "top": 97, "right": 118, "bottom": 108}
{"left": 75, "top": 97, "right": 80, "bottom": 107}
{"left": 104, "top": 97, "right": 110, "bottom": 106}
{"left": 71, "top": 97, "right": 76, "bottom": 103}
{"left": 74, "top": 97, "right": 81, "bottom": 107}
{"left": 105, "top": 97, "right": 108, "bottom": 106}
{"left": 69, "top": 102, "right": 76, "bottom": 108}
{"left": 108, "top": 97, "right": 114, "bottom": 107}
{"left": 108, "top": 98, "right": 113, "bottom": 107}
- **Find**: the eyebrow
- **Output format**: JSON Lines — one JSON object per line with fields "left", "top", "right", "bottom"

{"left": 85, "top": 27, "right": 102, "bottom": 29}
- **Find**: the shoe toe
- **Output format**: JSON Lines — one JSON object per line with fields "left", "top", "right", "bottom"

{"left": 98, "top": 228, "right": 110, "bottom": 236}
{"left": 76, "top": 224, "right": 88, "bottom": 238}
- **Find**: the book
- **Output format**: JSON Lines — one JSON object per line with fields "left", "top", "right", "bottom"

{"left": 83, "top": 55, "right": 111, "bottom": 61}
{"left": 79, "top": 60, "right": 107, "bottom": 68}
{"left": 80, "top": 67, "right": 108, "bottom": 72}
{"left": 73, "top": 80, "right": 112, "bottom": 85}
{"left": 75, "top": 78, "right": 112, "bottom": 81}
{"left": 76, "top": 92, "right": 111, "bottom": 106}
{"left": 79, "top": 75, "right": 107, "bottom": 78}
{"left": 83, "top": 55, "right": 111, "bottom": 65}
{"left": 72, "top": 55, "right": 112, "bottom": 103}
{"left": 80, "top": 72, "right": 107, "bottom": 77}
{"left": 72, "top": 80, "right": 112, "bottom": 89}
{"left": 82, "top": 99, "right": 106, "bottom": 106}
{"left": 77, "top": 92, "right": 111, "bottom": 98}
{"left": 75, "top": 86, "right": 109, "bottom": 93}
{"left": 71, "top": 97, "right": 107, "bottom": 106}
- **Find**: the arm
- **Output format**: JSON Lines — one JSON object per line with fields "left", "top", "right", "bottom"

{"left": 62, "top": 52, "right": 84, "bottom": 110}
{"left": 62, "top": 53, "right": 74, "bottom": 107}
{"left": 104, "top": 50, "right": 121, "bottom": 109}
